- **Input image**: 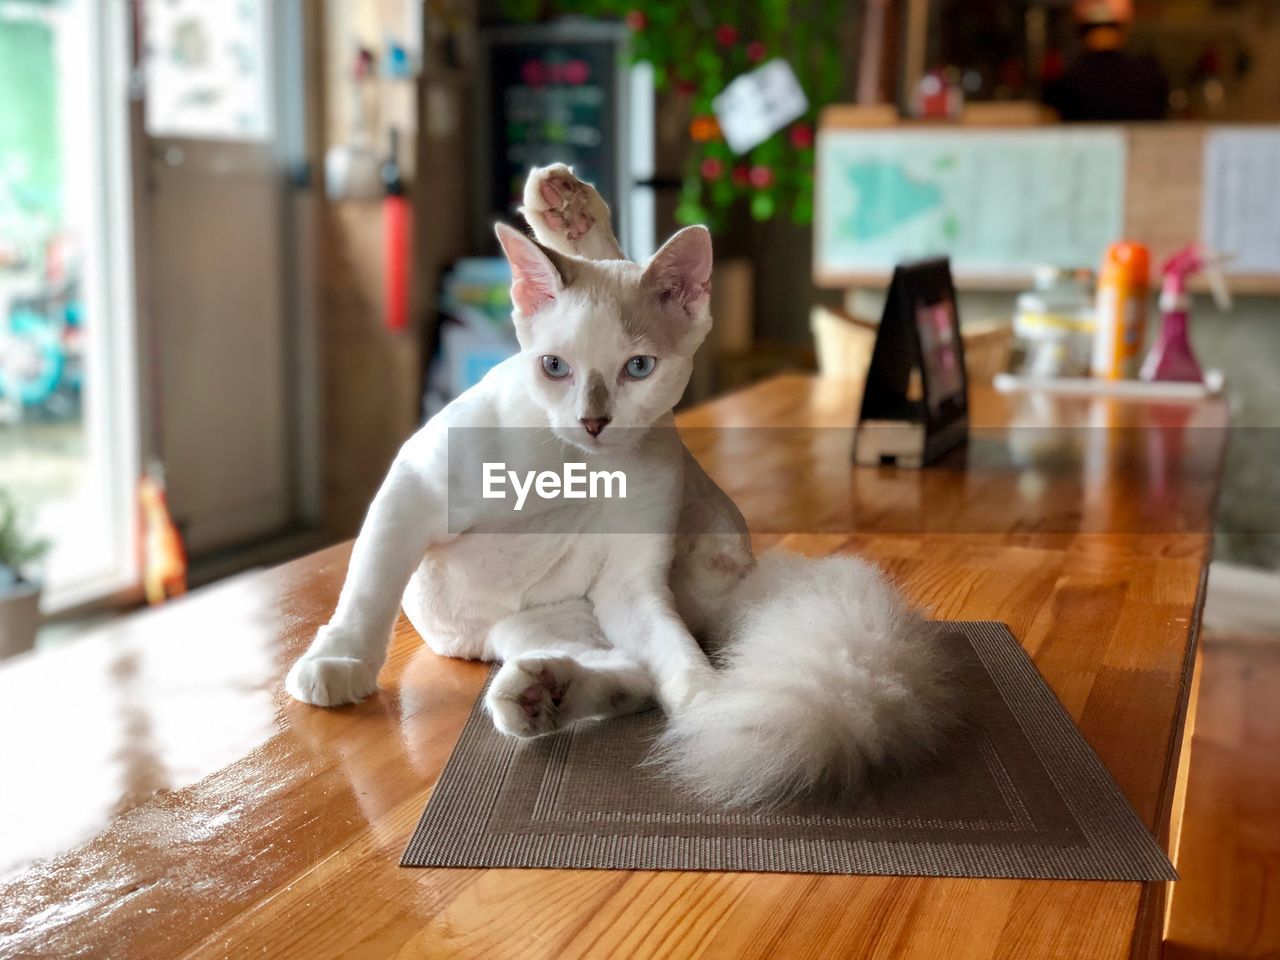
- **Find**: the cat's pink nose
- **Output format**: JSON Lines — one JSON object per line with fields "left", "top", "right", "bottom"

{"left": 580, "top": 417, "right": 610, "bottom": 437}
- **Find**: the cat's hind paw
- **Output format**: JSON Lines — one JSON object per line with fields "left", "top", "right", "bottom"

{"left": 486, "top": 654, "right": 580, "bottom": 738}
{"left": 285, "top": 655, "right": 379, "bottom": 707}
{"left": 659, "top": 665, "right": 716, "bottom": 714}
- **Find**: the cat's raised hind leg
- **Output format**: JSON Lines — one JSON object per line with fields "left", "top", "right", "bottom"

{"left": 521, "top": 164, "right": 626, "bottom": 261}
{"left": 485, "top": 600, "right": 654, "bottom": 738}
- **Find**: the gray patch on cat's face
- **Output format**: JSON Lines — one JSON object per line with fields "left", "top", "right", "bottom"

{"left": 620, "top": 293, "right": 684, "bottom": 353}
{"left": 534, "top": 252, "right": 704, "bottom": 357}
{"left": 582, "top": 370, "right": 610, "bottom": 420}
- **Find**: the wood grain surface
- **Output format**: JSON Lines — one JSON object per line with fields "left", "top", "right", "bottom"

{"left": 0, "top": 376, "right": 1228, "bottom": 960}
{"left": 1165, "top": 636, "right": 1280, "bottom": 960}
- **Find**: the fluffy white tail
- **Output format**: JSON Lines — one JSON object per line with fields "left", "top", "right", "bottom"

{"left": 654, "top": 551, "right": 959, "bottom": 807}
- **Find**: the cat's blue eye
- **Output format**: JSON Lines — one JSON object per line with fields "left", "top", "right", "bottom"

{"left": 624, "top": 355, "right": 657, "bottom": 380}
{"left": 541, "top": 355, "right": 571, "bottom": 380}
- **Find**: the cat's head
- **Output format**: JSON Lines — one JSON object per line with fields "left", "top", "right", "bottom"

{"left": 495, "top": 222, "right": 713, "bottom": 453}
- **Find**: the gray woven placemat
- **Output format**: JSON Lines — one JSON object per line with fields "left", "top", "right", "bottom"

{"left": 403, "top": 622, "right": 1176, "bottom": 880}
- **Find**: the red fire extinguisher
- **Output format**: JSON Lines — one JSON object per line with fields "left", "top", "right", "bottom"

{"left": 382, "top": 126, "right": 411, "bottom": 332}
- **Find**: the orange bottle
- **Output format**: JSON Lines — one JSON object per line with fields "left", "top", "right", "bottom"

{"left": 138, "top": 465, "right": 187, "bottom": 605}
{"left": 1091, "top": 242, "right": 1150, "bottom": 380}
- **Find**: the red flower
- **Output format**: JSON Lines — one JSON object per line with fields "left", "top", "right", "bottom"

{"left": 674, "top": 76, "right": 697, "bottom": 96}
{"left": 731, "top": 164, "right": 751, "bottom": 187}
{"left": 715, "top": 24, "right": 739, "bottom": 47}
{"left": 700, "top": 157, "right": 724, "bottom": 180}
{"left": 624, "top": 9, "right": 647, "bottom": 31}
{"left": 788, "top": 122, "right": 814, "bottom": 149}
{"left": 748, "top": 164, "right": 774, "bottom": 188}
{"left": 746, "top": 41, "right": 767, "bottom": 62}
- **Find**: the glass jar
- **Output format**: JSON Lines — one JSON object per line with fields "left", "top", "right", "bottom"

{"left": 1013, "top": 267, "right": 1095, "bottom": 379}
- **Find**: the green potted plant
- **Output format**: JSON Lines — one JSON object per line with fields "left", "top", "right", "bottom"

{"left": 0, "top": 491, "right": 49, "bottom": 659}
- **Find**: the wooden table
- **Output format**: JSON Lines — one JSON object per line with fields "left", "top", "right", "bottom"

{"left": 0, "top": 376, "right": 1227, "bottom": 960}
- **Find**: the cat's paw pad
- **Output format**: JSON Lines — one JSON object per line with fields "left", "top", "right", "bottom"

{"left": 522, "top": 164, "right": 603, "bottom": 244}
{"left": 486, "top": 655, "right": 579, "bottom": 738}
{"left": 285, "top": 655, "right": 379, "bottom": 707}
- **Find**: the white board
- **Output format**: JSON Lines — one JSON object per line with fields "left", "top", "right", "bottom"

{"left": 815, "top": 129, "right": 1127, "bottom": 281}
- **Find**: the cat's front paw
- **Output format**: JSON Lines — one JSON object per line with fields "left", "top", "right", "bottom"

{"left": 486, "top": 655, "right": 579, "bottom": 738}
{"left": 521, "top": 164, "right": 607, "bottom": 246}
{"left": 285, "top": 655, "right": 379, "bottom": 707}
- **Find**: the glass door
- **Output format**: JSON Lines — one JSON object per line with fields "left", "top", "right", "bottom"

{"left": 0, "top": 0, "right": 139, "bottom": 609}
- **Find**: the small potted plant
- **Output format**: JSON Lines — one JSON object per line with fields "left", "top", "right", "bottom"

{"left": 0, "top": 491, "right": 49, "bottom": 659}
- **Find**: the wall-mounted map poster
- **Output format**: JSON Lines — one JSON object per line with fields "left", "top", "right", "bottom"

{"left": 816, "top": 130, "right": 1126, "bottom": 283}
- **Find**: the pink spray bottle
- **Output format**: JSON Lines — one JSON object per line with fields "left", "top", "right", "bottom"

{"left": 1140, "top": 245, "right": 1231, "bottom": 383}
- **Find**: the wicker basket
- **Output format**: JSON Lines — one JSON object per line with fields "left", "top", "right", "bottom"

{"left": 811, "top": 304, "right": 1012, "bottom": 387}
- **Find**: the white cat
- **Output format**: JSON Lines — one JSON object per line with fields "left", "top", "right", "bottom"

{"left": 286, "top": 165, "right": 956, "bottom": 806}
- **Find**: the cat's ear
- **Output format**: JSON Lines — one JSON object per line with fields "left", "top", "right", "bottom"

{"left": 495, "top": 222, "right": 564, "bottom": 316}
{"left": 642, "top": 225, "right": 713, "bottom": 315}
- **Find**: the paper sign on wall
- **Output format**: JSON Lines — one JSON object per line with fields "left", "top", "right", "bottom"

{"left": 1202, "top": 129, "right": 1280, "bottom": 276}
{"left": 143, "top": 0, "right": 271, "bottom": 141}
{"left": 713, "top": 60, "right": 808, "bottom": 154}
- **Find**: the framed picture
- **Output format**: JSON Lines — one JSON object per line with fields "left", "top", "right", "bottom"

{"left": 854, "top": 258, "right": 969, "bottom": 468}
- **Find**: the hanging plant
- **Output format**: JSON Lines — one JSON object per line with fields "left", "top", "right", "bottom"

{"left": 499, "top": 0, "right": 849, "bottom": 229}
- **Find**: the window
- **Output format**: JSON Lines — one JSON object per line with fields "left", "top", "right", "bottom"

{"left": 0, "top": 0, "right": 138, "bottom": 608}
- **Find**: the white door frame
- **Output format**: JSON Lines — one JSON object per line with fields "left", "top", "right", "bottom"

{"left": 40, "top": 0, "right": 143, "bottom": 612}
